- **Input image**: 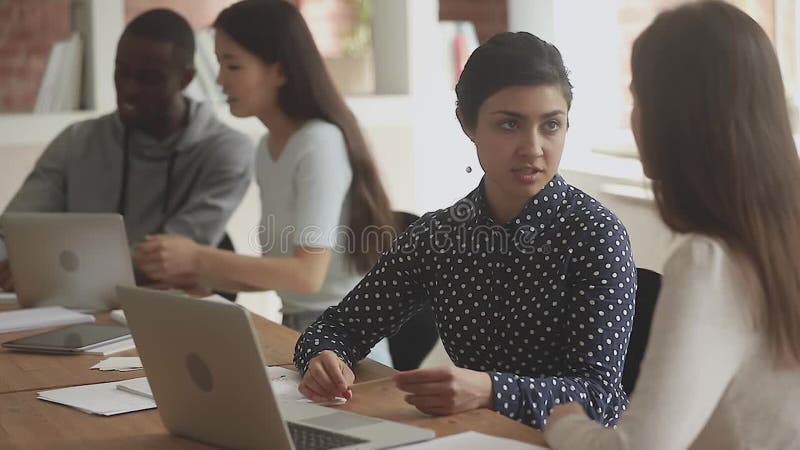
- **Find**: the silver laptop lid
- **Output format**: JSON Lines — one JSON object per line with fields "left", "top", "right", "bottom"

{"left": 117, "top": 286, "right": 436, "bottom": 450}
{"left": 1, "top": 213, "right": 135, "bottom": 311}
{"left": 117, "top": 286, "right": 293, "bottom": 450}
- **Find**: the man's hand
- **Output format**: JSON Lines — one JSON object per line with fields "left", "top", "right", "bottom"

{"left": 394, "top": 366, "right": 493, "bottom": 416}
{"left": 299, "top": 350, "right": 355, "bottom": 403}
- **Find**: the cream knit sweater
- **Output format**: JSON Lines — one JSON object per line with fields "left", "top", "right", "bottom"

{"left": 546, "top": 234, "right": 800, "bottom": 449}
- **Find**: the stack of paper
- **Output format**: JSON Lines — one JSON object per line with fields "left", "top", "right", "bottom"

{"left": 37, "top": 381, "right": 156, "bottom": 416}
{"left": 0, "top": 306, "right": 94, "bottom": 333}
{"left": 90, "top": 357, "right": 142, "bottom": 371}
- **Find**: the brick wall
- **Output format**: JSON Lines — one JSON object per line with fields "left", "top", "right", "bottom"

{"left": 439, "top": 0, "right": 507, "bottom": 43}
{"left": 2, "top": 1, "right": 789, "bottom": 115}
{"left": 0, "top": 0, "right": 358, "bottom": 113}
{"left": 126, "top": 0, "right": 357, "bottom": 56}
{"left": 0, "top": 0, "right": 70, "bottom": 112}
{"left": 125, "top": 0, "right": 237, "bottom": 29}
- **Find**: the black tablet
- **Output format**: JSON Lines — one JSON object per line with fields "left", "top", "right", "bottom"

{"left": 2, "top": 323, "right": 130, "bottom": 354}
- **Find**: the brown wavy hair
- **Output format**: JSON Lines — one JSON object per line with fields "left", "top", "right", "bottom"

{"left": 632, "top": 1, "right": 800, "bottom": 364}
{"left": 215, "top": 0, "right": 395, "bottom": 273}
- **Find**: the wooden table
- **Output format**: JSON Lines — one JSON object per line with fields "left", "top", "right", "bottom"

{"left": 0, "top": 304, "right": 545, "bottom": 449}
{"left": 0, "top": 305, "right": 301, "bottom": 394}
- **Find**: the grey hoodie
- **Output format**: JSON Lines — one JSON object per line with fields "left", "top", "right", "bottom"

{"left": 4, "top": 98, "right": 255, "bottom": 248}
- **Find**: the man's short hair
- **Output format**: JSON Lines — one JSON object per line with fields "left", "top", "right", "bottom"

{"left": 123, "top": 9, "right": 195, "bottom": 68}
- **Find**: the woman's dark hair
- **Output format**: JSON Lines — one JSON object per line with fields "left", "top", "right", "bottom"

{"left": 632, "top": 1, "right": 800, "bottom": 365}
{"left": 455, "top": 31, "right": 573, "bottom": 129}
{"left": 215, "top": 0, "right": 395, "bottom": 273}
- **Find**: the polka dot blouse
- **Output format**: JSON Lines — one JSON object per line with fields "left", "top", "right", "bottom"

{"left": 294, "top": 175, "right": 637, "bottom": 429}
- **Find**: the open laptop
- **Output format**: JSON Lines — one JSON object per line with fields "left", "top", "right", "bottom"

{"left": 0, "top": 213, "right": 135, "bottom": 311}
{"left": 116, "top": 286, "right": 436, "bottom": 450}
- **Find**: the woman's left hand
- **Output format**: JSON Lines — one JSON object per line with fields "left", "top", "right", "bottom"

{"left": 394, "top": 366, "right": 493, "bottom": 416}
{"left": 546, "top": 402, "right": 587, "bottom": 429}
{"left": 134, "top": 234, "right": 201, "bottom": 281}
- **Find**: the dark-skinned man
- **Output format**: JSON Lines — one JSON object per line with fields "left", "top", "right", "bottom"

{"left": 0, "top": 9, "right": 254, "bottom": 290}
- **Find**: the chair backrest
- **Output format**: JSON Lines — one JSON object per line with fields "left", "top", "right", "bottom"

{"left": 394, "top": 211, "right": 420, "bottom": 233}
{"left": 214, "top": 232, "right": 238, "bottom": 302}
{"left": 387, "top": 211, "right": 440, "bottom": 371}
{"left": 621, "top": 267, "right": 662, "bottom": 395}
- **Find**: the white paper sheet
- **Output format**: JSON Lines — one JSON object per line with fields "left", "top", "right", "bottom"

{"left": 37, "top": 380, "right": 156, "bottom": 416}
{"left": 116, "top": 377, "right": 152, "bottom": 399}
{"left": 109, "top": 309, "right": 126, "bottom": 325}
{"left": 90, "top": 356, "right": 142, "bottom": 371}
{"left": 0, "top": 306, "right": 94, "bottom": 333}
{"left": 268, "top": 366, "right": 305, "bottom": 401}
{"left": 396, "top": 431, "right": 548, "bottom": 450}
{"left": 115, "top": 366, "right": 346, "bottom": 405}
{"left": 268, "top": 366, "right": 347, "bottom": 405}
{"left": 81, "top": 337, "right": 135, "bottom": 356}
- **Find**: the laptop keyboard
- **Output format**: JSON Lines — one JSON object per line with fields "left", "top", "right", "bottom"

{"left": 287, "top": 421, "right": 369, "bottom": 450}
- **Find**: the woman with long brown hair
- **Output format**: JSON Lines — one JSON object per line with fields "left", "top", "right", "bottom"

{"left": 134, "top": 0, "right": 395, "bottom": 335}
{"left": 545, "top": 2, "right": 800, "bottom": 448}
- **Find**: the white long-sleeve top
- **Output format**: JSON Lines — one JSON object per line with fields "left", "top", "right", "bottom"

{"left": 545, "top": 234, "right": 800, "bottom": 449}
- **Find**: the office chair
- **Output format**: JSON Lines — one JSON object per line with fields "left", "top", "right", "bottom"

{"left": 214, "top": 232, "right": 238, "bottom": 302}
{"left": 621, "top": 267, "right": 662, "bottom": 395}
{"left": 387, "top": 211, "right": 440, "bottom": 371}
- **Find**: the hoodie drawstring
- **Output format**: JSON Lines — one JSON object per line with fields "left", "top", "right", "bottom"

{"left": 117, "top": 126, "right": 180, "bottom": 232}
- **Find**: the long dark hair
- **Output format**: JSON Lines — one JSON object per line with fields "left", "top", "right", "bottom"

{"left": 215, "top": 0, "right": 395, "bottom": 273}
{"left": 632, "top": 1, "right": 800, "bottom": 364}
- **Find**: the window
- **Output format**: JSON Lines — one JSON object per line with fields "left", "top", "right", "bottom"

{"left": 548, "top": 0, "right": 796, "bottom": 161}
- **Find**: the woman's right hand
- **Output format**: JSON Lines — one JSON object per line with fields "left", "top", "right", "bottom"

{"left": 133, "top": 234, "right": 201, "bottom": 281}
{"left": 299, "top": 350, "right": 354, "bottom": 402}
